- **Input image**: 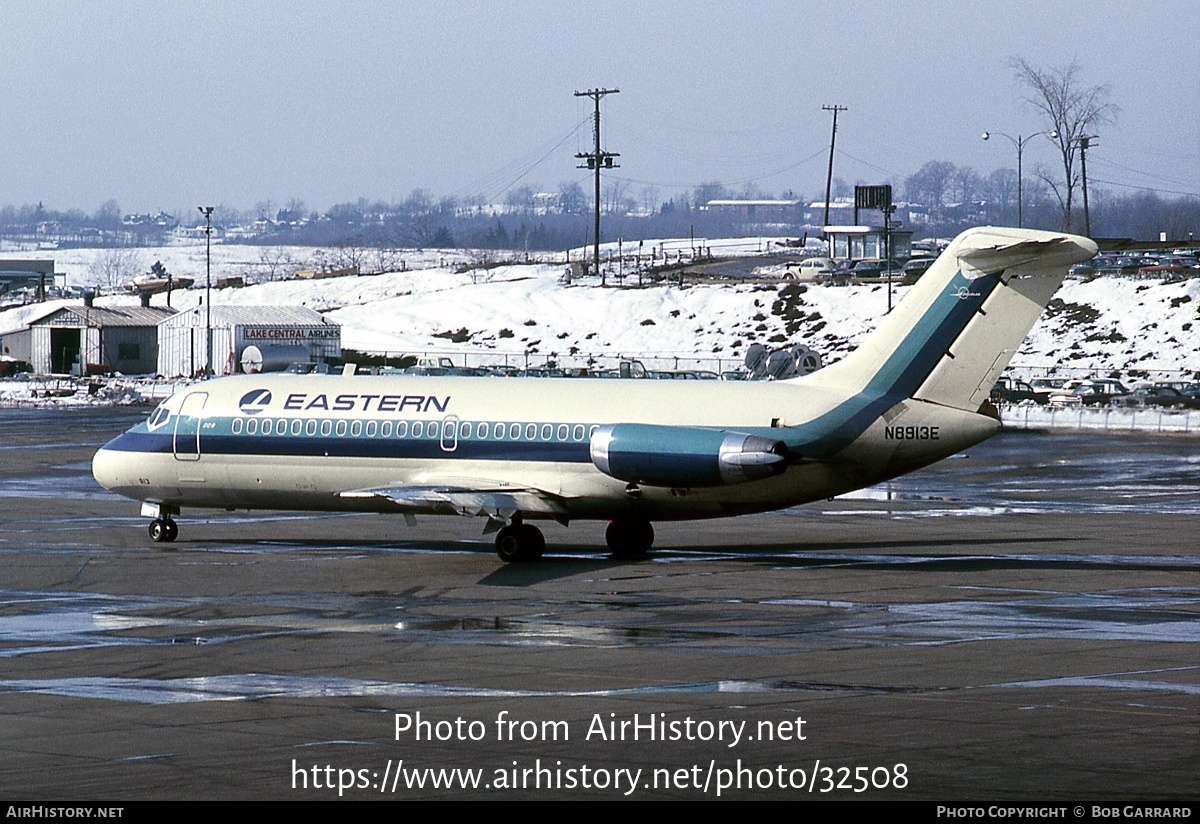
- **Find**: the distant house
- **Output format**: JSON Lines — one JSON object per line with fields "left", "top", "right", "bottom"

{"left": 804, "top": 198, "right": 856, "bottom": 226}
{"left": 705, "top": 200, "right": 802, "bottom": 222}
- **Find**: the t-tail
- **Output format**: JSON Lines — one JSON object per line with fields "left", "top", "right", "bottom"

{"left": 804, "top": 226, "right": 1097, "bottom": 412}
{"left": 778, "top": 227, "right": 1096, "bottom": 467}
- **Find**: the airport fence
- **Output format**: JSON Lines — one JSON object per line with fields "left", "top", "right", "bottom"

{"left": 1000, "top": 403, "right": 1200, "bottom": 434}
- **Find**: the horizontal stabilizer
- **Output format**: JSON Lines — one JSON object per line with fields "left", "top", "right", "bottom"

{"left": 957, "top": 234, "right": 1093, "bottom": 274}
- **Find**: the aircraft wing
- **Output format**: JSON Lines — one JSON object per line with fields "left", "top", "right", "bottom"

{"left": 338, "top": 480, "right": 572, "bottom": 528}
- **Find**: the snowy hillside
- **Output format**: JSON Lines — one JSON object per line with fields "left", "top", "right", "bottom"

{"left": 3, "top": 242, "right": 1200, "bottom": 378}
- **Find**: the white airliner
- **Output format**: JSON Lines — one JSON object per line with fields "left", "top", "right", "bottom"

{"left": 92, "top": 227, "right": 1096, "bottom": 562}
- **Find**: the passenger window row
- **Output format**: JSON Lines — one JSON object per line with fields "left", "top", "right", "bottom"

{"left": 228, "top": 417, "right": 596, "bottom": 442}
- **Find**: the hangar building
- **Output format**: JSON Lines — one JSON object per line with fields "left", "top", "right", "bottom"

{"left": 156, "top": 305, "right": 341, "bottom": 377}
{"left": 21, "top": 298, "right": 175, "bottom": 375}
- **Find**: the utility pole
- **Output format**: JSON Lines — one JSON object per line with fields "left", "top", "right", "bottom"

{"left": 1076, "top": 135, "right": 1097, "bottom": 237}
{"left": 575, "top": 87, "right": 619, "bottom": 285}
{"left": 198, "top": 206, "right": 214, "bottom": 376}
{"left": 822, "top": 105, "right": 847, "bottom": 231}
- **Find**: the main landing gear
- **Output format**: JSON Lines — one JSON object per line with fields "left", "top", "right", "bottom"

{"left": 605, "top": 517, "right": 654, "bottom": 560}
{"left": 493, "top": 514, "right": 656, "bottom": 562}
{"left": 494, "top": 514, "right": 545, "bottom": 563}
{"left": 148, "top": 518, "right": 178, "bottom": 543}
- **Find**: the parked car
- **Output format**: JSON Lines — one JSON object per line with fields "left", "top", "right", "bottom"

{"left": 1030, "top": 377, "right": 1068, "bottom": 393}
{"left": 1137, "top": 258, "right": 1197, "bottom": 277}
{"left": 849, "top": 259, "right": 904, "bottom": 279}
{"left": 1111, "top": 386, "right": 1200, "bottom": 409}
{"left": 991, "top": 377, "right": 1049, "bottom": 404}
{"left": 1048, "top": 379, "right": 1130, "bottom": 407}
{"left": 784, "top": 257, "right": 835, "bottom": 281}
{"left": 899, "top": 257, "right": 935, "bottom": 283}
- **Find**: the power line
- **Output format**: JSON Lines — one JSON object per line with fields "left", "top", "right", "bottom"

{"left": 481, "top": 121, "right": 592, "bottom": 204}
{"left": 834, "top": 148, "right": 902, "bottom": 179}
{"left": 448, "top": 116, "right": 590, "bottom": 202}
{"left": 1090, "top": 177, "right": 1200, "bottom": 199}
{"left": 1089, "top": 156, "right": 1200, "bottom": 190}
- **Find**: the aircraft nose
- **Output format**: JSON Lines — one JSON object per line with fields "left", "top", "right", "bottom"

{"left": 91, "top": 441, "right": 123, "bottom": 492}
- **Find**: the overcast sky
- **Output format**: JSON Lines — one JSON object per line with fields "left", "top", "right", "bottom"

{"left": 2, "top": 1, "right": 1197, "bottom": 215}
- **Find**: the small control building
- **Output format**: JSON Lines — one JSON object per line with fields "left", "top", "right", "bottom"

{"left": 825, "top": 225, "right": 914, "bottom": 263}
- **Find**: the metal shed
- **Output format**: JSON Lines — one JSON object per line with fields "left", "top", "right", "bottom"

{"left": 26, "top": 302, "right": 176, "bottom": 375}
{"left": 156, "top": 305, "right": 341, "bottom": 378}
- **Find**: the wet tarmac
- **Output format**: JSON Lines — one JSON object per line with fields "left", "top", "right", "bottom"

{"left": 1, "top": 408, "right": 1198, "bottom": 799}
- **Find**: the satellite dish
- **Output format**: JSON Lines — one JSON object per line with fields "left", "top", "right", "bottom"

{"left": 744, "top": 343, "right": 769, "bottom": 378}
{"left": 790, "top": 344, "right": 822, "bottom": 376}
{"left": 765, "top": 348, "right": 798, "bottom": 381}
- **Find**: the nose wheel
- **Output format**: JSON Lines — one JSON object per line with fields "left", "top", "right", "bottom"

{"left": 149, "top": 518, "right": 178, "bottom": 543}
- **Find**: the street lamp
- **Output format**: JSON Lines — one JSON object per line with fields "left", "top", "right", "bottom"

{"left": 198, "top": 206, "right": 214, "bottom": 376}
{"left": 981, "top": 130, "right": 1057, "bottom": 228}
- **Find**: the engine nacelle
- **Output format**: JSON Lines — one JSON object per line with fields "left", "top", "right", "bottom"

{"left": 590, "top": 423, "right": 787, "bottom": 488}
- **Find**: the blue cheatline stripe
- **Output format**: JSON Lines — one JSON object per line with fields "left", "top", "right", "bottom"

{"left": 781, "top": 270, "right": 1001, "bottom": 458}
{"left": 101, "top": 429, "right": 594, "bottom": 463}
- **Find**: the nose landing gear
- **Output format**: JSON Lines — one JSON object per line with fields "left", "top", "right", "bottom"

{"left": 148, "top": 518, "right": 178, "bottom": 543}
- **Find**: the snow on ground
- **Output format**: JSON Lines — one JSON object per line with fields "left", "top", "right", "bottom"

{"left": 1020, "top": 276, "right": 1200, "bottom": 374}
{"left": 3, "top": 239, "right": 1200, "bottom": 379}
{"left": 0, "top": 244, "right": 478, "bottom": 291}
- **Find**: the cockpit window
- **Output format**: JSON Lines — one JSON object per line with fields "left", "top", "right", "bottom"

{"left": 147, "top": 405, "right": 172, "bottom": 430}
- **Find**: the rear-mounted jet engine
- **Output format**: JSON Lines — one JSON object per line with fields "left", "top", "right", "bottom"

{"left": 590, "top": 423, "right": 787, "bottom": 488}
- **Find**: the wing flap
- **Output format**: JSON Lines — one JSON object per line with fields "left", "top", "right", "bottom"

{"left": 338, "top": 482, "right": 570, "bottom": 520}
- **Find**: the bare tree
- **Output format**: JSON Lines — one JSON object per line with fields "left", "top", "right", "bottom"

{"left": 1012, "top": 58, "right": 1118, "bottom": 231}
{"left": 639, "top": 185, "right": 660, "bottom": 215}
{"left": 256, "top": 246, "right": 297, "bottom": 282}
{"left": 904, "top": 161, "right": 956, "bottom": 208}
{"left": 89, "top": 247, "right": 144, "bottom": 289}
{"left": 952, "top": 166, "right": 982, "bottom": 204}
{"left": 984, "top": 168, "right": 1020, "bottom": 222}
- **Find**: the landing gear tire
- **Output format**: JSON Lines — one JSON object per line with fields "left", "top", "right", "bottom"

{"left": 495, "top": 523, "right": 545, "bottom": 563}
{"left": 149, "top": 518, "right": 178, "bottom": 543}
{"left": 606, "top": 518, "right": 654, "bottom": 559}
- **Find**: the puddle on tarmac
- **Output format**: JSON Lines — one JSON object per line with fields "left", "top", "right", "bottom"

{"left": 6, "top": 582, "right": 1200, "bottom": 664}
{"left": 0, "top": 589, "right": 727, "bottom": 659}
{"left": 5, "top": 668, "right": 1198, "bottom": 705}
{"left": 844, "top": 587, "right": 1200, "bottom": 645}
{"left": 0, "top": 673, "right": 934, "bottom": 704}
{"left": 999, "top": 675, "right": 1200, "bottom": 696}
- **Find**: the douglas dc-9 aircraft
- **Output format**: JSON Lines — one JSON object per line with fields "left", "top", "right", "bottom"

{"left": 93, "top": 227, "right": 1096, "bottom": 562}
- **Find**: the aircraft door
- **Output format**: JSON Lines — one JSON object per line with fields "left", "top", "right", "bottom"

{"left": 173, "top": 392, "right": 208, "bottom": 461}
{"left": 440, "top": 415, "right": 459, "bottom": 452}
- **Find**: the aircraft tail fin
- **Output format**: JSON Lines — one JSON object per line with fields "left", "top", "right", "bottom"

{"left": 805, "top": 226, "right": 1096, "bottom": 412}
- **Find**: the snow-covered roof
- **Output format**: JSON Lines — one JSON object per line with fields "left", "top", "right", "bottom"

{"left": 32, "top": 304, "right": 177, "bottom": 327}
{"left": 159, "top": 304, "right": 336, "bottom": 327}
{"left": 0, "top": 300, "right": 69, "bottom": 335}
